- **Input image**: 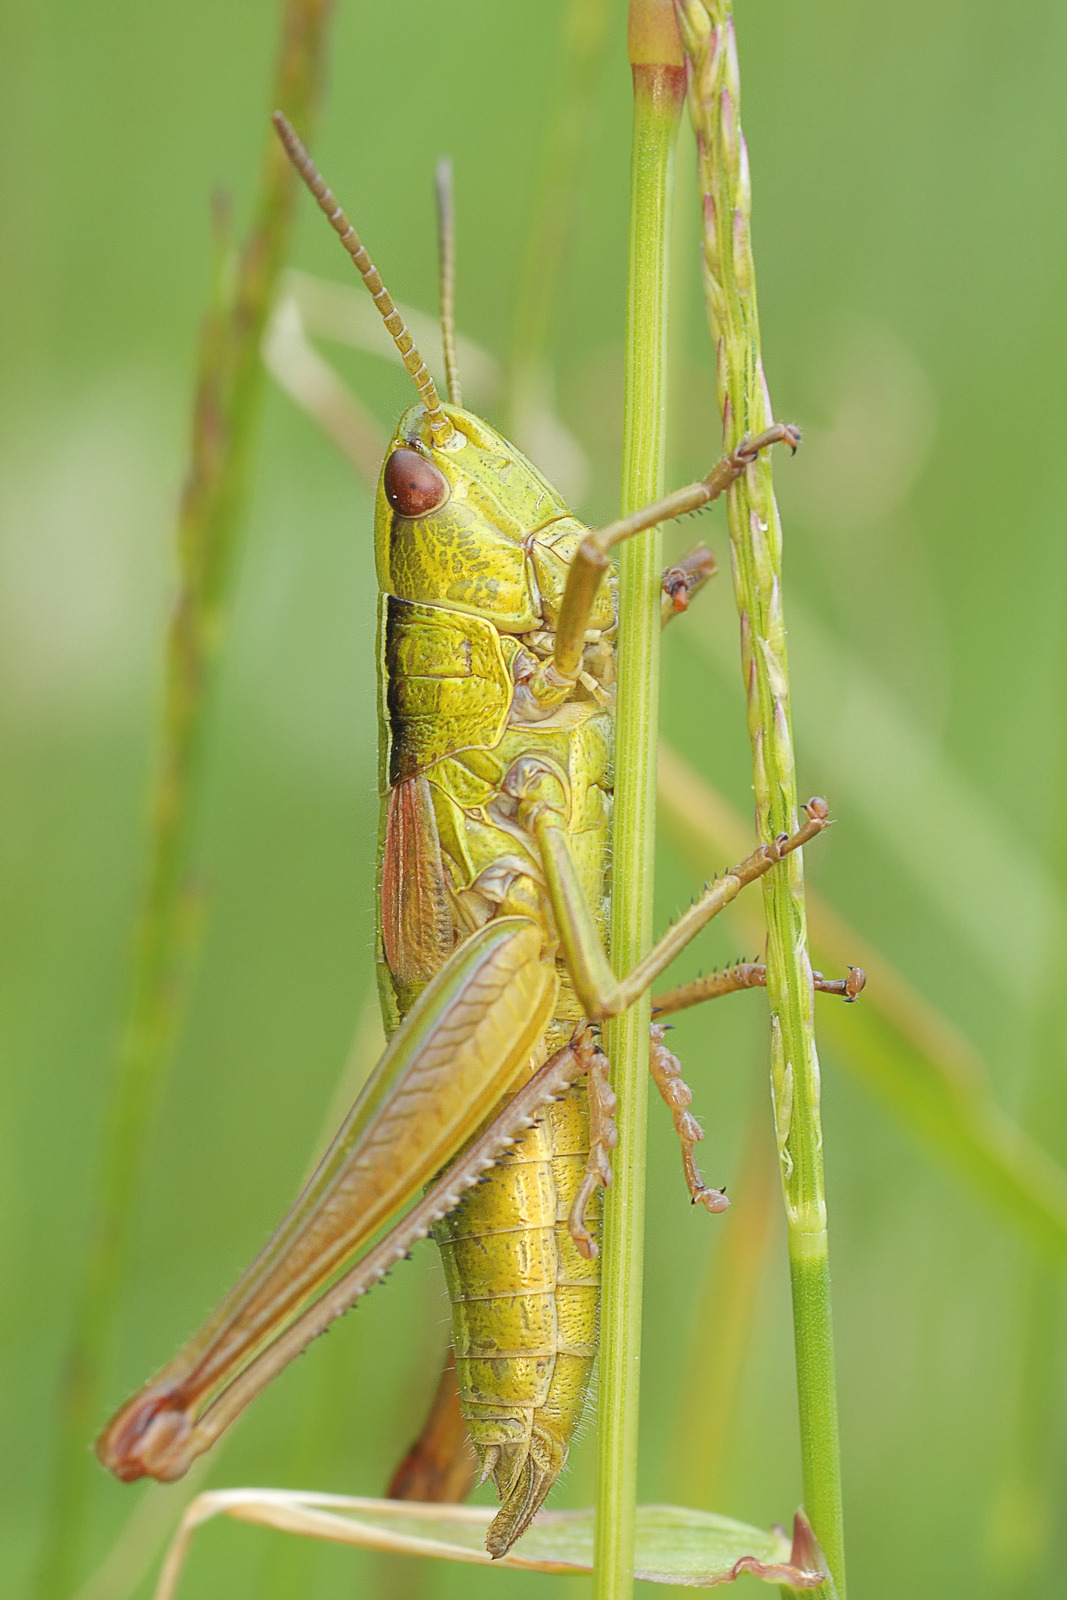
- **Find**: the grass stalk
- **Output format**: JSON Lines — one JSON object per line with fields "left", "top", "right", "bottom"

{"left": 594, "top": 6, "right": 684, "bottom": 1598}
{"left": 35, "top": 6, "right": 334, "bottom": 1596}
{"left": 672, "top": 4, "right": 845, "bottom": 1592}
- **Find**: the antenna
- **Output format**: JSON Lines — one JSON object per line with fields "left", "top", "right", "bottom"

{"left": 273, "top": 113, "right": 458, "bottom": 451}
{"left": 435, "top": 158, "right": 462, "bottom": 407}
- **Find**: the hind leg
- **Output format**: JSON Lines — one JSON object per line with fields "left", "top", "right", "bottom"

{"left": 646, "top": 963, "right": 864, "bottom": 1209}
{"left": 385, "top": 1344, "right": 478, "bottom": 1505}
{"left": 565, "top": 961, "right": 866, "bottom": 1232}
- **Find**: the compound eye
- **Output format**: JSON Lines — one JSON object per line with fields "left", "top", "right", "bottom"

{"left": 383, "top": 448, "right": 449, "bottom": 517}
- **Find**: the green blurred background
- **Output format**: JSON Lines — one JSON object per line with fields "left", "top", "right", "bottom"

{"left": 4, "top": 1, "right": 1067, "bottom": 1596}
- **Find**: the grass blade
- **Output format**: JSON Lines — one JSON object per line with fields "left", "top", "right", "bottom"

{"left": 154, "top": 1493, "right": 823, "bottom": 1599}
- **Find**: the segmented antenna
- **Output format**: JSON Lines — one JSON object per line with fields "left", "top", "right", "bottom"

{"left": 435, "top": 158, "right": 462, "bottom": 407}
{"left": 273, "top": 112, "right": 458, "bottom": 450}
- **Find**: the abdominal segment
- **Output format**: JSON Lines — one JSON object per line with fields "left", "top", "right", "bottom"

{"left": 432, "top": 1065, "right": 599, "bottom": 1557}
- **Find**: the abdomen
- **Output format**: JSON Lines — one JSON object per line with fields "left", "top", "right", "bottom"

{"left": 433, "top": 1016, "right": 599, "bottom": 1551}
{"left": 375, "top": 593, "right": 612, "bottom": 1540}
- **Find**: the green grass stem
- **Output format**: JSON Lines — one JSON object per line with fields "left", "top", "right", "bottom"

{"left": 35, "top": 7, "right": 335, "bottom": 1596}
{"left": 672, "top": 4, "right": 845, "bottom": 1592}
{"left": 594, "top": 6, "right": 684, "bottom": 1598}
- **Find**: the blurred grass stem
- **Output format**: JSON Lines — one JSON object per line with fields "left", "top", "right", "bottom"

{"left": 36, "top": 5, "right": 335, "bottom": 1597}
{"left": 989, "top": 629, "right": 1067, "bottom": 1590}
{"left": 673, "top": 2, "right": 845, "bottom": 1591}
{"left": 594, "top": 7, "right": 684, "bottom": 1598}
{"left": 505, "top": 0, "right": 612, "bottom": 440}
{"left": 669, "top": 1078, "right": 780, "bottom": 1508}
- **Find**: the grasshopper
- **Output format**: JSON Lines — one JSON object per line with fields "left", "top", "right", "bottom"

{"left": 96, "top": 113, "right": 862, "bottom": 1562}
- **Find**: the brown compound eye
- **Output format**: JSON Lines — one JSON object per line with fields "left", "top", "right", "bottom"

{"left": 383, "top": 448, "right": 449, "bottom": 517}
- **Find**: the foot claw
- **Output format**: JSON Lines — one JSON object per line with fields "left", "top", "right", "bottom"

{"left": 844, "top": 965, "right": 867, "bottom": 1001}
{"left": 693, "top": 1185, "right": 730, "bottom": 1215}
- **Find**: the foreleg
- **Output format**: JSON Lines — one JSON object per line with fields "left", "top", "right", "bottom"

{"left": 525, "top": 423, "right": 800, "bottom": 710}
{"left": 661, "top": 545, "right": 716, "bottom": 621}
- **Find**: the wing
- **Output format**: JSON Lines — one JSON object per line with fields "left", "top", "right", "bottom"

{"left": 380, "top": 773, "right": 455, "bottom": 990}
{"left": 97, "top": 915, "right": 558, "bottom": 1482}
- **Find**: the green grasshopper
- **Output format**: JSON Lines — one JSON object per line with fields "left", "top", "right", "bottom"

{"left": 96, "top": 114, "right": 861, "bottom": 1562}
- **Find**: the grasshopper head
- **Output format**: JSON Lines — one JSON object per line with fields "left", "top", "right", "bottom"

{"left": 374, "top": 405, "right": 577, "bottom": 630}
{"left": 270, "top": 116, "right": 588, "bottom": 628}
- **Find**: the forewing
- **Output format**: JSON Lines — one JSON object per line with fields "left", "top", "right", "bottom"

{"left": 97, "top": 916, "right": 558, "bottom": 1478}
